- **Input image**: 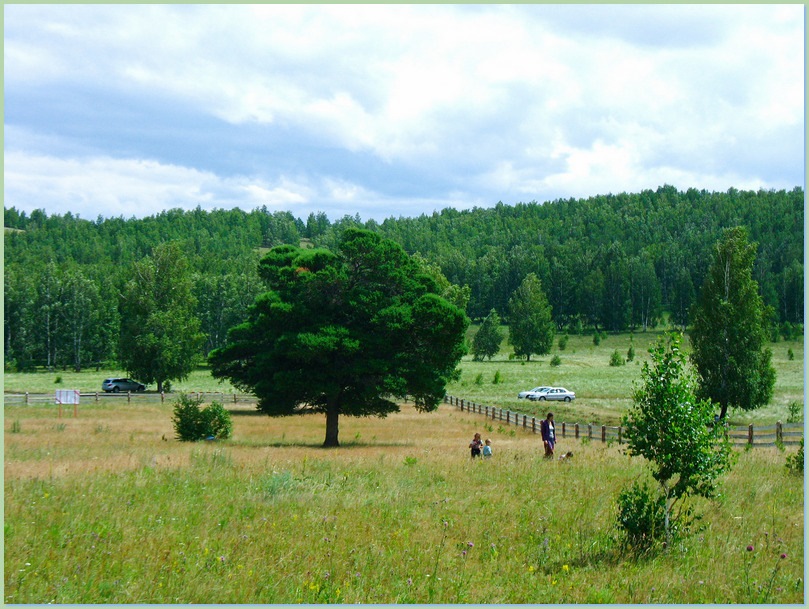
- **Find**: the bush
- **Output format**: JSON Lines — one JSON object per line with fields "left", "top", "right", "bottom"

{"left": 493, "top": 370, "right": 502, "bottom": 384}
{"left": 558, "top": 335, "right": 569, "bottom": 351}
{"left": 172, "top": 394, "right": 233, "bottom": 442}
{"left": 787, "top": 400, "right": 802, "bottom": 423}
{"left": 550, "top": 355, "right": 561, "bottom": 367}
{"left": 616, "top": 480, "right": 666, "bottom": 552}
{"left": 609, "top": 350, "right": 625, "bottom": 367}
{"left": 785, "top": 439, "right": 803, "bottom": 475}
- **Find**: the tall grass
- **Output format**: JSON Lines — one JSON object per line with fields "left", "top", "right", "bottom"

{"left": 4, "top": 400, "right": 803, "bottom": 603}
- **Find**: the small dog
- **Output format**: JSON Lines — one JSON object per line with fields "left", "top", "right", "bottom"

{"left": 558, "top": 451, "right": 574, "bottom": 461}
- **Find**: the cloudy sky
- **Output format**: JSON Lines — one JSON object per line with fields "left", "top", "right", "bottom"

{"left": 4, "top": 4, "right": 804, "bottom": 222}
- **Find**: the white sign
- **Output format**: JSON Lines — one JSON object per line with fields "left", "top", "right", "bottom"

{"left": 55, "top": 389, "right": 80, "bottom": 405}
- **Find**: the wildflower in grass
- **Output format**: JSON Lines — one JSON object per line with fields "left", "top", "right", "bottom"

{"left": 562, "top": 564, "right": 569, "bottom": 572}
{"left": 407, "top": 577, "right": 413, "bottom": 586}
{"left": 780, "top": 553, "right": 787, "bottom": 559}
{"left": 747, "top": 545, "right": 754, "bottom": 552}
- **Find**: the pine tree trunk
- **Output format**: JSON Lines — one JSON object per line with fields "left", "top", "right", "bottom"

{"left": 324, "top": 406, "right": 340, "bottom": 447}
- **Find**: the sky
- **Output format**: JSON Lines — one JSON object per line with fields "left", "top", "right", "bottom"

{"left": 3, "top": 4, "right": 805, "bottom": 223}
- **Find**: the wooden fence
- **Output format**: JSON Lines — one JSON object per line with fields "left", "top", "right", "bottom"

{"left": 445, "top": 395, "right": 803, "bottom": 448}
{"left": 3, "top": 391, "right": 255, "bottom": 406}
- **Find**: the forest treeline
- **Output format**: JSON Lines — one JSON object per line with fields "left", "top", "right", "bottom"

{"left": 4, "top": 184, "right": 804, "bottom": 372}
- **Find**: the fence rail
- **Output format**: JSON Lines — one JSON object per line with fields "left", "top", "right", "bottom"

{"left": 445, "top": 395, "right": 803, "bottom": 448}
{"left": 3, "top": 391, "right": 255, "bottom": 406}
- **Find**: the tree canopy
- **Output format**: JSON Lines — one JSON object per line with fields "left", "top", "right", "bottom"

{"left": 119, "top": 242, "right": 205, "bottom": 392}
{"left": 208, "top": 228, "right": 468, "bottom": 447}
{"left": 689, "top": 227, "right": 776, "bottom": 420}
{"left": 507, "top": 273, "right": 554, "bottom": 361}
{"left": 472, "top": 309, "right": 504, "bottom": 361}
{"left": 4, "top": 186, "right": 803, "bottom": 372}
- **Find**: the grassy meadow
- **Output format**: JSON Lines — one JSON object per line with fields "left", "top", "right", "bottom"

{"left": 3, "top": 398, "right": 805, "bottom": 604}
{"left": 3, "top": 329, "right": 804, "bottom": 603}
{"left": 449, "top": 328, "right": 804, "bottom": 427}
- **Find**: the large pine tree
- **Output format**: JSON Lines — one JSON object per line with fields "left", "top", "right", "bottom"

{"left": 209, "top": 228, "right": 468, "bottom": 447}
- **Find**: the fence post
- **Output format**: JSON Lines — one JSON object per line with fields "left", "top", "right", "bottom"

{"left": 461, "top": 399, "right": 465, "bottom": 411}
{"left": 618, "top": 426, "right": 622, "bottom": 444}
{"left": 575, "top": 423, "right": 579, "bottom": 439}
{"left": 95, "top": 392, "right": 99, "bottom": 402}
{"left": 506, "top": 411, "right": 510, "bottom": 425}
{"left": 588, "top": 423, "right": 593, "bottom": 440}
{"left": 776, "top": 421, "right": 783, "bottom": 444}
{"left": 127, "top": 391, "right": 132, "bottom": 403}
{"left": 601, "top": 425, "right": 606, "bottom": 443}
{"left": 748, "top": 424, "right": 754, "bottom": 446}
{"left": 532, "top": 417, "right": 536, "bottom": 433}
{"left": 523, "top": 415, "right": 527, "bottom": 429}
{"left": 161, "top": 392, "right": 165, "bottom": 403}
{"left": 25, "top": 392, "right": 29, "bottom": 405}
{"left": 562, "top": 422, "right": 566, "bottom": 438}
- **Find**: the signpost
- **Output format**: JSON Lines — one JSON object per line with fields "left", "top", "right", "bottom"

{"left": 55, "top": 389, "right": 80, "bottom": 418}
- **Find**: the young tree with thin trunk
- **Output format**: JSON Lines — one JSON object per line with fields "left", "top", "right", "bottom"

{"left": 689, "top": 227, "right": 776, "bottom": 420}
{"left": 622, "top": 332, "right": 733, "bottom": 547}
{"left": 209, "top": 228, "right": 468, "bottom": 447}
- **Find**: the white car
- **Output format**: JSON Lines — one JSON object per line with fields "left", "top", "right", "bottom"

{"left": 518, "top": 386, "right": 551, "bottom": 399}
{"left": 528, "top": 387, "right": 575, "bottom": 402}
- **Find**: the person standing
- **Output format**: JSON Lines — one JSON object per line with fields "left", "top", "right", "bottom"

{"left": 469, "top": 432, "right": 483, "bottom": 458}
{"left": 483, "top": 438, "right": 493, "bottom": 458}
{"left": 540, "top": 412, "right": 555, "bottom": 458}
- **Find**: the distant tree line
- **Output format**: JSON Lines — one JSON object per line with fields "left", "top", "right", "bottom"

{"left": 4, "top": 185, "right": 803, "bottom": 372}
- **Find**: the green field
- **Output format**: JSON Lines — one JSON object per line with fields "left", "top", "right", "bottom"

{"left": 3, "top": 397, "right": 804, "bottom": 603}
{"left": 449, "top": 329, "right": 803, "bottom": 426}
{"left": 4, "top": 330, "right": 803, "bottom": 427}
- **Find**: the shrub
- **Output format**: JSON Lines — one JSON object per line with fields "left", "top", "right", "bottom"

{"left": 785, "top": 439, "right": 803, "bottom": 475}
{"left": 474, "top": 373, "right": 484, "bottom": 386}
{"left": 609, "top": 350, "right": 625, "bottom": 367}
{"left": 787, "top": 400, "right": 802, "bottom": 423}
{"left": 493, "top": 370, "right": 502, "bottom": 384}
{"left": 787, "top": 348, "right": 794, "bottom": 361}
{"left": 172, "top": 394, "right": 233, "bottom": 442}
{"left": 593, "top": 333, "right": 601, "bottom": 346}
{"left": 550, "top": 355, "right": 561, "bottom": 367}
{"left": 558, "top": 335, "right": 569, "bottom": 351}
{"left": 616, "top": 480, "right": 666, "bottom": 551}
{"left": 627, "top": 344, "right": 635, "bottom": 362}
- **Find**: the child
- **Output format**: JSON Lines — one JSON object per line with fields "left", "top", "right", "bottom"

{"left": 469, "top": 432, "right": 483, "bottom": 458}
{"left": 483, "top": 438, "right": 493, "bottom": 458}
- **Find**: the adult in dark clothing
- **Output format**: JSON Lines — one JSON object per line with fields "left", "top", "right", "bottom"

{"left": 540, "top": 412, "right": 555, "bottom": 458}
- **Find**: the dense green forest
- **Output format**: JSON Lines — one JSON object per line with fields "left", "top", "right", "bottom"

{"left": 4, "top": 185, "right": 804, "bottom": 372}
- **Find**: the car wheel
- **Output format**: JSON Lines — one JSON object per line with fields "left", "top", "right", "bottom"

{"left": 564, "top": 396, "right": 571, "bottom": 402}
{"left": 538, "top": 396, "right": 546, "bottom": 401}
{"left": 113, "top": 386, "right": 120, "bottom": 393}
{"left": 138, "top": 386, "right": 145, "bottom": 392}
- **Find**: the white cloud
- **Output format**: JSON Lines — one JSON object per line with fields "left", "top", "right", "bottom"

{"left": 3, "top": 4, "right": 803, "bottom": 222}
